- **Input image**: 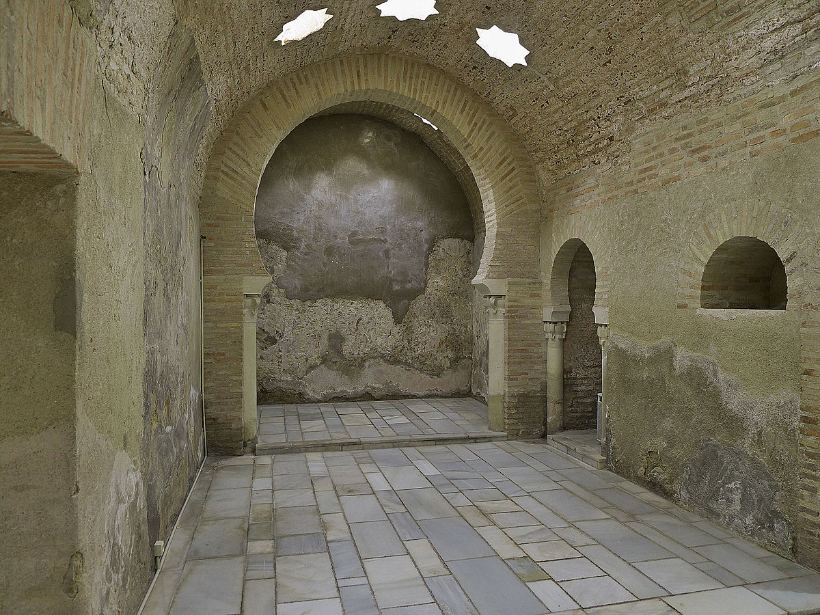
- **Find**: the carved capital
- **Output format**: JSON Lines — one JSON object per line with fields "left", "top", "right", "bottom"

{"left": 596, "top": 324, "right": 610, "bottom": 349}
{"left": 487, "top": 295, "right": 506, "bottom": 319}
{"left": 544, "top": 321, "right": 567, "bottom": 341}
{"left": 243, "top": 293, "right": 262, "bottom": 322}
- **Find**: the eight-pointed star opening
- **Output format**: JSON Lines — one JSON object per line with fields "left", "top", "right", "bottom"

{"left": 275, "top": 8, "right": 333, "bottom": 45}
{"left": 376, "top": 0, "right": 439, "bottom": 21}
{"left": 475, "top": 25, "right": 530, "bottom": 67}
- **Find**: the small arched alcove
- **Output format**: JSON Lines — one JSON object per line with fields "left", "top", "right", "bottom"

{"left": 700, "top": 236, "right": 787, "bottom": 310}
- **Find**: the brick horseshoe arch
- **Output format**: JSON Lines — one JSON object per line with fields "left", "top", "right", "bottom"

{"left": 200, "top": 53, "right": 540, "bottom": 454}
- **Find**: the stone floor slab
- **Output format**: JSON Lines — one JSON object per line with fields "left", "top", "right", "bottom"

{"left": 145, "top": 431, "right": 819, "bottom": 615}
{"left": 448, "top": 556, "right": 547, "bottom": 615}
{"left": 663, "top": 586, "right": 786, "bottom": 615}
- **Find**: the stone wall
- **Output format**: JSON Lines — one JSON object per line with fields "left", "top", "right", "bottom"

{"left": 1, "top": 3, "right": 210, "bottom": 612}
{"left": 543, "top": 70, "right": 819, "bottom": 563}
{"left": 254, "top": 115, "right": 476, "bottom": 403}
{"left": 563, "top": 245, "right": 601, "bottom": 430}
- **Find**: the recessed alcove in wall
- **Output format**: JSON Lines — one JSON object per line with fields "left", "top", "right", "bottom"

{"left": 700, "top": 236, "right": 787, "bottom": 310}
{"left": 253, "top": 113, "right": 481, "bottom": 403}
{"left": 563, "top": 243, "right": 601, "bottom": 430}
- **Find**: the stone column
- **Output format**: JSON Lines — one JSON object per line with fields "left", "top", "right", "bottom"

{"left": 596, "top": 322, "right": 610, "bottom": 445}
{"left": 241, "top": 276, "right": 271, "bottom": 450}
{"left": 544, "top": 321, "right": 567, "bottom": 434}
{"left": 242, "top": 293, "right": 261, "bottom": 447}
{"left": 486, "top": 294, "right": 507, "bottom": 432}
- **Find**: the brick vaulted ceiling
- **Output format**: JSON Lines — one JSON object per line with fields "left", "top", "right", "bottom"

{"left": 65, "top": 0, "right": 816, "bottom": 190}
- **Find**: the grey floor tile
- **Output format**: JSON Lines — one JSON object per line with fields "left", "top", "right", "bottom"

{"left": 521, "top": 539, "right": 581, "bottom": 562}
{"left": 389, "top": 512, "right": 426, "bottom": 540}
{"left": 748, "top": 574, "right": 820, "bottom": 613}
{"left": 246, "top": 553, "right": 275, "bottom": 580}
{"left": 506, "top": 557, "right": 550, "bottom": 582}
{"left": 560, "top": 575, "right": 635, "bottom": 608}
{"left": 202, "top": 488, "right": 251, "bottom": 519}
{"left": 275, "top": 488, "right": 316, "bottom": 508}
{"left": 383, "top": 466, "right": 434, "bottom": 490}
{"left": 329, "top": 540, "right": 365, "bottom": 579}
{"left": 418, "top": 517, "right": 494, "bottom": 561}
{"left": 276, "top": 532, "right": 327, "bottom": 556}
{"left": 340, "top": 494, "right": 388, "bottom": 522}
{"left": 397, "top": 488, "right": 458, "bottom": 520}
{"left": 504, "top": 525, "right": 558, "bottom": 544}
{"left": 540, "top": 557, "right": 605, "bottom": 581}
{"left": 585, "top": 598, "right": 679, "bottom": 614}
{"left": 533, "top": 489, "right": 610, "bottom": 522}
{"left": 170, "top": 557, "right": 245, "bottom": 615}
{"left": 350, "top": 520, "right": 406, "bottom": 558}
{"left": 188, "top": 518, "right": 247, "bottom": 559}
{"left": 627, "top": 521, "right": 707, "bottom": 563}
{"left": 426, "top": 575, "right": 479, "bottom": 615}
{"left": 694, "top": 560, "right": 746, "bottom": 586}
{"left": 448, "top": 556, "right": 546, "bottom": 615}
{"left": 340, "top": 585, "right": 379, "bottom": 615}
{"left": 663, "top": 586, "right": 786, "bottom": 615}
{"left": 363, "top": 555, "right": 432, "bottom": 609}
{"left": 277, "top": 598, "right": 343, "bottom": 615}
{"left": 575, "top": 519, "right": 673, "bottom": 563}
{"left": 242, "top": 578, "right": 275, "bottom": 615}
{"left": 140, "top": 568, "right": 182, "bottom": 615}
{"left": 527, "top": 579, "right": 580, "bottom": 612}
{"left": 637, "top": 513, "right": 722, "bottom": 548}
{"left": 381, "top": 603, "right": 443, "bottom": 614}
{"left": 634, "top": 557, "right": 724, "bottom": 593}
{"left": 275, "top": 506, "right": 321, "bottom": 536}
{"left": 578, "top": 545, "right": 668, "bottom": 599}
{"left": 695, "top": 544, "right": 786, "bottom": 583}
{"left": 276, "top": 553, "right": 337, "bottom": 603}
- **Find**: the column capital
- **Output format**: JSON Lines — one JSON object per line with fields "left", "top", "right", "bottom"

{"left": 488, "top": 295, "right": 506, "bottom": 319}
{"left": 243, "top": 293, "right": 262, "bottom": 322}
{"left": 596, "top": 323, "right": 610, "bottom": 348}
{"left": 544, "top": 321, "right": 567, "bottom": 341}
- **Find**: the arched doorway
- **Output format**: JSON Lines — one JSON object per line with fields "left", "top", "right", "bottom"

{"left": 544, "top": 238, "right": 607, "bottom": 446}
{"left": 199, "top": 54, "right": 542, "bottom": 453}
{"left": 563, "top": 243, "right": 601, "bottom": 430}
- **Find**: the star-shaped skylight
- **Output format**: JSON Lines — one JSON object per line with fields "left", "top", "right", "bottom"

{"left": 476, "top": 26, "right": 529, "bottom": 67}
{"left": 376, "top": 0, "right": 439, "bottom": 21}
{"left": 275, "top": 9, "right": 333, "bottom": 45}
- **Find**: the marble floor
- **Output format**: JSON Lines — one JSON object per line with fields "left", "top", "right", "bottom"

{"left": 256, "top": 398, "right": 506, "bottom": 455}
{"left": 140, "top": 440, "right": 820, "bottom": 615}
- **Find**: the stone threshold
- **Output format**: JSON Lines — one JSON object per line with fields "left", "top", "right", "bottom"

{"left": 256, "top": 431, "right": 508, "bottom": 455}
{"left": 546, "top": 430, "right": 606, "bottom": 469}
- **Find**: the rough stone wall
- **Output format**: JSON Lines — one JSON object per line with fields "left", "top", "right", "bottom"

{"left": 255, "top": 115, "right": 476, "bottom": 402}
{"left": 0, "top": 171, "right": 78, "bottom": 614}
{"left": 543, "top": 68, "right": 819, "bottom": 564}
{"left": 141, "top": 24, "right": 210, "bottom": 558}
{"left": 1, "top": 2, "right": 211, "bottom": 612}
{"left": 563, "top": 246, "right": 601, "bottom": 430}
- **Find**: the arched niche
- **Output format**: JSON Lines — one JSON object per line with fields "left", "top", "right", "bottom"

{"left": 700, "top": 236, "right": 787, "bottom": 310}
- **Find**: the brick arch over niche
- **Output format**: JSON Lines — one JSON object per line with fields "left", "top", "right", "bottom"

{"left": 675, "top": 203, "right": 820, "bottom": 564}
{"left": 200, "top": 53, "right": 540, "bottom": 454}
{"left": 545, "top": 224, "right": 612, "bottom": 315}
